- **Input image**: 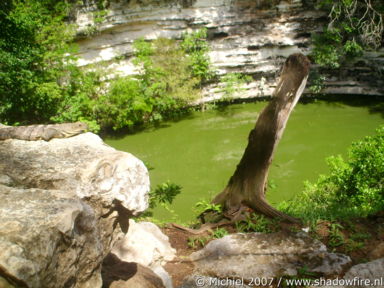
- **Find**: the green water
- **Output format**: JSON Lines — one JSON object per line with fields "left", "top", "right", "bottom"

{"left": 105, "top": 100, "right": 383, "bottom": 222}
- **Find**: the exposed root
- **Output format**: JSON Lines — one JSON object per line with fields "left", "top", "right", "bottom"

{"left": 249, "top": 197, "right": 301, "bottom": 224}
{"left": 169, "top": 221, "right": 233, "bottom": 235}
{"left": 169, "top": 200, "right": 299, "bottom": 236}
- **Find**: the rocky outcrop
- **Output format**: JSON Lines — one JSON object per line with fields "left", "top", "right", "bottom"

{"left": 180, "top": 232, "right": 351, "bottom": 287}
{"left": 0, "top": 122, "right": 87, "bottom": 141}
{"left": 111, "top": 219, "right": 176, "bottom": 288}
{"left": 74, "top": 0, "right": 384, "bottom": 99}
{"left": 0, "top": 133, "right": 150, "bottom": 288}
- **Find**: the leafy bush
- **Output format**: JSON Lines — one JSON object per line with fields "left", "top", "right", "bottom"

{"left": 235, "top": 214, "right": 279, "bottom": 234}
{"left": 195, "top": 199, "right": 222, "bottom": 214}
{"left": 0, "top": 0, "right": 104, "bottom": 129}
{"left": 311, "top": 29, "right": 343, "bottom": 68}
{"left": 0, "top": 0, "right": 71, "bottom": 123}
{"left": 220, "top": 73, "right": 252, "bottom": 100}
{"left": 140, "top": 181, "right": 182, "bottom": 219}
{"left": 149, "top": 181, "right": 182, "bottom": 209}
{"left": 0, "top": 2, "right": 214, "bottom": 130}
{"left": 180, "top": 28, "right": 215, "bottom": 84}
{"left": 280, "top": 125, "right": 384, "bottom": 222}
{"left": 97, "top": 32, "right": 212, "bottom": 130}
{"left": 95, "top": 77, "right": 150, "bottom": 130}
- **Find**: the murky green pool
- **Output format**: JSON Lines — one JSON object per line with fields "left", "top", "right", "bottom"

{"left": 105, "top": 99, "right": 383, "bottom": 222}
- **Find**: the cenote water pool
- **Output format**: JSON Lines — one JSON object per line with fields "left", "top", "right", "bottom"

{"left": 105, "top": 99, "right": 383, "bottom": 222}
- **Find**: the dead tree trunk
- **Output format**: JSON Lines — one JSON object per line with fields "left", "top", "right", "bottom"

{"left": 212, "top": 53, "right": 310, "bottom": 223}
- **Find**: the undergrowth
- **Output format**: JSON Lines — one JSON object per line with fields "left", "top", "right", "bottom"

{"left": 279, "top": 125, "right": 384, "bottom": 223}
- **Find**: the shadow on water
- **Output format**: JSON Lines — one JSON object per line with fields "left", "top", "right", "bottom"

{"left": 213, "top": 94, "right": 384, "bottom": 119}
{"left": 101, "top": 109, "right": 197, "bottom": 140}
{"left": 300, "top": 94, "right": 384, "bottom": 118}
{"left": 211, "top": 97, "right": 269, "bottom": 118}
{"left": 102, "top": 95, "right": 383, "bottom": 140}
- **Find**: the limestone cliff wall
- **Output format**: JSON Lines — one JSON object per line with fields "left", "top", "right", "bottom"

{"left": 73, "top": 0, "right": 384, "bottom": 99}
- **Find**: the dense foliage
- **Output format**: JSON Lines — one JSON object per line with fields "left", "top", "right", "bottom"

{"left": 0, "top": 1, "right": 218, "bottom": 130}
{"left": 3, "top": 0, "right": 381, "bottom": 130}
{"left": 279, "top": 125, "right": 384, "bottom": 222}
{"left": 95, "top": 31, "right": 214, "bottom": 130}
{"left": 0, "top": 0, "right": 100, "bottom": 128}
{"left": 311, "top": 0, "right": 383, "bottom": 69}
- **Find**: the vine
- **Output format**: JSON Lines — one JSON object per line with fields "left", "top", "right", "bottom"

{"left": 327, "top": 0, "right": 383, "bottom": 49}
{"left": 310, "top": 0, "right": 383, "bottom": 93}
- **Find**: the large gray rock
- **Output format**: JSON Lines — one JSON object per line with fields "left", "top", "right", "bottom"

{"left": 74, "top": 0, "right": 384, "bottom": 98}
{"left": 0, "top": 133, "right": 150, "bottom": 288}
{"left": 342, "top": 258, "right": 384, "bottom": 288}
{"left": 0, "top": 133, "right": 149, "bottom": 214}
{"left": 112, "top": 219, "right": 176, "bottom": 288}
{"left": 310, "top": 258, "right": 384, "bottom": 288}
{"left": 185, "top": 232, "right": 350, "bottom": 285}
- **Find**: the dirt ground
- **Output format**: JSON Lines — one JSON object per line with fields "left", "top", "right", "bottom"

{"left": 161, "top": 212, "right": 384, "bottom": 287}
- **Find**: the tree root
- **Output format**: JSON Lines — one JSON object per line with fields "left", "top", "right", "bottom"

{"left": 169, "top": 221, "right": 233, "bottom": 235}
{"left": 249, "top": 197, "right": 301, "bottom": 224}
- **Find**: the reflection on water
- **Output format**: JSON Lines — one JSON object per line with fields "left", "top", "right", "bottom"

{"left": 106, "top": 100, "right": 383, "bottom": 222}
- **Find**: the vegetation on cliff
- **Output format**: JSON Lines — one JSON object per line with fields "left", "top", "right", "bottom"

{"left": 310, "top": 0, "right": 383, "bottom": 92}
{"left": 1, "top": 0, "right": 382, "bottom": 130}
{"left": 94, "top": 30, "right": 215, "bottom": 130}
{"left": 312, "top": 0, "right": 383, "bottom": 68}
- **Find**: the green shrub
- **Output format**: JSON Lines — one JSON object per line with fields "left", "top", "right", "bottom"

{"left": 280, "top": 125, "right": 384, "bottom": 222}
{"left": 149, "top": 181, "right": 182, "bottom": 209}
{"left": 311, "top": 30, "right": 343, "bottom": 68}
{"left": 96, "top": 77, "right": 150, "bottom": 130}
{"left": 180, "top": 28, "right": 215, "bottom": 84}
{"left": 0, "top": 2, "right": 220, "bottom": 132}
{"left": 0, "top": 0, "right": 73, "bottom": 123}
{"left": 0, "top": 0, "right": 105, "bottom": 128}
{"left": 97, "top": 34, "right": 210, "bottom": 130}
{"left": 141, "top": 181, "right": 182, "bottom": 219}
{"left": 235, "top": 214, "right": 278, "bottom": 233}
{"left": 220, "top": 73, "right": 252, "bottom": 100}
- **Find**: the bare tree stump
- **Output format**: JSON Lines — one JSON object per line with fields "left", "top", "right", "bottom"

{"left": 212, "top": 53, "right": 310, "bottom": 223}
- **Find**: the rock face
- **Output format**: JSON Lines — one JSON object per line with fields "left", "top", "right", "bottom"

{"left": 0, "top": 133, "right": 150, "bottom": 288}
{"left": 74, "top": 0, "right": 384, "bottom": 98}
{"left": 181, "top": 232, "right": 351, "bottom": 287}
{"left": 111, "top": 219, "right": 176, "bottom": 288}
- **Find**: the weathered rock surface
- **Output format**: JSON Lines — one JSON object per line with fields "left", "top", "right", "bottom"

{"left": 101, "top": 253, "right": 166, "bottom": 288}
{"left": 0, "top": 133, "right": 149, "bottom": 215}
{"left": 112, "top": 219, "right": 176, "bottom": 288}
{"left": 310, "top": 257, "right": 384, "bottom": 288}
{"left": 74, "top": 0, "right": 384, "bottom": 98}
{"left": 0, "top": 133, "right": 150, "bottom": 288}
{"left": 341, "top": 258, "right": 384, "bottom": 288}
{"left": 182, "top": 232, "right": 350, "bottom": 286}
